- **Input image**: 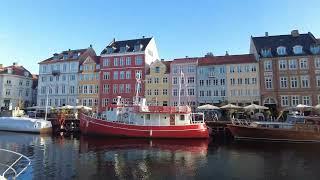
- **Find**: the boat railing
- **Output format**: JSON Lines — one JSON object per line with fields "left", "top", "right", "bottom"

{"left": 0, "top": 149, "right": 31, "bottom": 179}
{"left": 231, "top": 118, "right": 251, "bottom": 126}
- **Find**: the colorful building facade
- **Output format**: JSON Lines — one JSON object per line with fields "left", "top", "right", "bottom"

{"left": 78, "top": 55, "right": 100, "bottom": 112}
{"left": 145, "top": 59, "right": 171, "bottom": 106}
{"left": 0, "top": 63, "right": 33, "bottom": 109}
{"left": 170, "top": 58, "right": 198, "bottom": 109}
{"left": 37, "top": 47, "right": 96, "bottom": 107}
{"left": 250, "top": 30, "right": 320, "bottom": 112}
{"left": 99, "top": 37, "right": 159, "bottom": 112}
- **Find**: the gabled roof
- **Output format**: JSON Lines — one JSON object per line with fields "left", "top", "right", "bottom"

{"left": 146, "top": 60, "right": 172, "bottom": 75}
{"left": 0, "top": 64, "right": 32, "bottom": 78}
{"left": 198, "top": 54, "right": 256, "bottom": 66}
{"left": 39, "top": 47, "right": 96, "bottom": 64}
{"left": 251, "top": 32, "right": 318, "bottom": 57}
{"left": 80, "top": 55, "right": 100, "bottom": 65}
{"left": 101, "top": 37, "right": 152, "bottom": 55}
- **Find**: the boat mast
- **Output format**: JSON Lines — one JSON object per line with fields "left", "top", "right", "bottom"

{"left": 134, "top": 71, "right": 141, "bottom": 105}
{"left": 178, "top": 68, "right": 184, "bottom": 107}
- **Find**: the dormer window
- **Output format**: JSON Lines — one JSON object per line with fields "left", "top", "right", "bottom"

{"left": 277, "top": 46, "right": 287, "bottom": 55}
{"left": 63, "top": 54, "right": 68, "bottom": 60}
{"left": 106, "top": 47, "right": 114, "bottom": 54}
{"left": 120, "top": 46, "right": 127, "bottom": 53}
{"left": 293, "top": 45, "right": 303, "bottom": 54}
{"left": 134, "top": 44, "right": 141, "bottom": 52}
{"left": 261, "top": 48, "right": 272, "bottom": 57}
{"left": 310, "top": 44, "right": 320, "bottom": 54}
{"left": 73, "top": 53, "right": 78, "bottom": 59}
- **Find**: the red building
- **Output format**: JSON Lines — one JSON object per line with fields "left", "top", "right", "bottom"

{"left": 99, "top": 37, "right": 159, "bottom": 112}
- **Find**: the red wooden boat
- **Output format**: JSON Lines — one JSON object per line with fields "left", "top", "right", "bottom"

{"left": 79, "top": 97, "right": 209, "bottom": 139}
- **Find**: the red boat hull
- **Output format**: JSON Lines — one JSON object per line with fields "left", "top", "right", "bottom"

{"left": 80, "top": 114, "right": 209, "bottom": 138}
{"left": 227, "top": 124, "right": 320, "bottom": 142}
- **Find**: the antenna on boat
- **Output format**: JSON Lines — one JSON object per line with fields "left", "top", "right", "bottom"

{"left": 178, "top": 69, "right": 184, "bottom": 107}
{"left": 134, "top": 71, "right": 142, "bottom": 105}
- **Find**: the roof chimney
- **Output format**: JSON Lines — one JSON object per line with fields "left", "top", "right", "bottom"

{"left": 90, "top": 44, "right": 92, "bottom": 48}
{"left": 112, "top": 38, "right": 116, "bottom": 43}
{"left": 13, "top": 62, "right": 18, "bottom": 66}
{"left": 185, "top": 56, "right": 189, "bottom": 58}
{"left": 161, "top": 59, "right": 164, "bottom": 61}
{"left": 142, "top": 36, "right": 145, "bottom": 39}
{"left": 68, "top": 49, "right": 71, "bottom": 52}
{"left": 265, "top": 32, "right": 269, "bottom": 37}
{"left": 291, "top": 30, "right": 299, "bottom": 37}
{"left": 225, "top": 51, "right": 229, "bottom": 56}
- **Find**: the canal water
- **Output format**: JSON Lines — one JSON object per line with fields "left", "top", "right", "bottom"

{"left": 0, "top": 132, "right": 320, "bottom": 180}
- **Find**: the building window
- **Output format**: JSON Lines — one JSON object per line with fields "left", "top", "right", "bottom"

{"left": 315, "top": 58, "right": 320, "bottom": 69}
{"left": 221, "top": 90, "right": 226, "bottom": 96}
{"left": 147, "top": 89, "right": 152, "bottom": 95}
{"left": 103, "top": 84, "right": 109, "bottom": 93}
{"left": 103, "top": 58, "right": 110, "bottom": 66}
{"left": 119, "top": 57, "right": 125, "bottom": 66}
{"left": 125, "top": 84, "right": 131, "bottom": 93}
{"left": 237, "top": 78, "right": 243, "bottom": 85}
{"left": 264, "top": 61, "right": 272, "bottom": 71}
{"left": 154, "top": 89, "right": 159, "bottom": 95}
{"left": 119, "top": 84, "right": 124, "bottom": 93}
{"left": 113, "top": 84, "right": 118, "bottom": 94}
{"left": 199, "top": 91, "right": 205, "bottom": 97}
{"left": 147, "top": 78, "right": 152, "bottom": 84}
{"left": 290, "top": 76, "right": 298, "bottom": 88}
{"left": 237, "top": 65, "right": 242, "bottom": 73}
{"left": 317, "top": 76, "right": 320, "bottom": 87}
{"left": 277, "top": 46, "right": 287, "bottom": 55}
{"left": 302, "top": 96, "right": 311, "bottom": 105}
{"left": 289, "top": 59, "right": 298, "bottom": 69}
{"left": 125, "top": 71, "right": 131, "bottom": 79}
{"left": 187, "top": 65, "right": 195, "bottom": 73}
{"left": 113, "top": 71, "right": 118, "bottom": 80}
{"left": 114, "top": 58, "right": 119, "bottom": 66}
{"left": 173, "top": 77, "right": 178, "bottom": 84}
{"left": 126, "top": 57, "right": 131, "bottom": 66}
{"left": 187, "top": 77, "right": 195, "bottom": 84}
{"left": 173, "top": 89, "right": 178, "bottom": 96}
{"left": 187, "top": 88, "right": 195, "bottom": 96}
{"left": 291, "top": 96, "right": 299, "bottom": 106}
{"left": 299, "top": 59, "right": 308, "bottom": 69}
{"left": 301, "top": 75, "right": 310, "bottom": 88}
{"left": 135, "top": 56, "right": 143, "bottom": 65}
{"left": 154, "top": 78, "right": 159, "bottom": 84}
{"left": 265, "top": 77, "right": 273, "bottom": 89}
{"left": 206, "top": 90, "right": 212, "bottom": 97}
{"left": 163, "top": 77, "right": 168, "bottom": 83}
{"left": 279, "top": 60, "right": 287, "bottom": 70}
{"left": 120, "top": 71, "right": 125, "bottom": 79}
{"left": 206, "top": 80, "right": 211, "bottom": 86}
{"left": 252, "top": 78, "right": 257, "bottom": 85}
{"left": 281, "top": 96, "right": 289, "bottom": 107}
{"left": 230, "top": 78, "right": 235, "bottom": 85}
{"left": 163, "top": 89, "right": 168, "bottom": 95}
{"left": 280, "top": 77, "right": 288, "bottom": 88}
{"left": 155, "top": 67, "right": 160, "bottom": 73}
{"left": 293, "top": 45, "right": 303, "bottom": 54}
{"left": 103, "top": 72, "right": 110, "bottom": 80}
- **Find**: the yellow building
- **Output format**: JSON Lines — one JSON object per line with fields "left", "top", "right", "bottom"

{"left": 145, "top": 59, "right": 171, "bottom": 106}
{"left": 78, "top": 55, "right": 100, "bottom": 111}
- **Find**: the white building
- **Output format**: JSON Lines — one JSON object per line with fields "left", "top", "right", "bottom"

{"left": 37, "top": 47, "right": 96, "bottom": 107}
{"left": 0, "top": 63, "right": 33, "bottom": 110}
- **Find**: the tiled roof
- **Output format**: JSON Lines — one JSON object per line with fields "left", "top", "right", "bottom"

{"left": 80, "top": 55, "right": 100, "bottom": 65}
{"left": 101, "top": 37, "right": 152, "bottom": 55}
{"left": 0, "top": 65, "right": 32, "bottom": 78}
{"left": 39, "top": 47, "right": 96, "bottom": 64}
{"left": 198, "top": 54, "right": 256, "bottom": 66}
{"left": 146, "top": 60, "right": 172, "bottom": 75}
{"left": 171, "top": 57, "right": 199, "bottom": 64}
{"left": 251, "top": 32, "right": 318, "bottom": 57}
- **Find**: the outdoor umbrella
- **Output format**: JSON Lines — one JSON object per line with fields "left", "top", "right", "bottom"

{"left": 76, "top": 105, "right": 92, "bottom": 111}
{"left": 220, "top": 104, "right": 242, "bottom": 109}
{"left": 296, "top": 104, "right": 313, "bottom": 109}
{"left": 314, "top": 104, "right": 320, "bottom": 109}
{"left": 197, "top": 104, "right": 220, "bottom": 110}
{"left": 243, "top": 104, "right": 269, "bottom": 110}
{"left": 57, "top": 105, "right": 75, "bottom": 110}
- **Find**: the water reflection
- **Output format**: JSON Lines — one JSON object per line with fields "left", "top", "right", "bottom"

{"left": 1, "top": 132, "right": 320, "bottom": 180}
{"left": 78, "top": 136, "right": 210, "bottom": 180}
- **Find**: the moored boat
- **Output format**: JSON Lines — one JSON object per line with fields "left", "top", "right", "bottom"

{"left": 80, "top": 97, "right": 209, "bottom": 138}
{"left": 0, "top": 117, "right": 52, "bottom": 134}
{"left": 227, "top": 116, "right": 320, "bottom": 142}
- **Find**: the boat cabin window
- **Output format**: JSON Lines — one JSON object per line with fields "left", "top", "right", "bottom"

{"left": 274, "top": 125, "right": 279, "bottom": 128}
{"left": 180, "top": 115, "right": 185, "bottom": 121}
{"left": 146, "top": 114, "right": 151, "bottom": 120}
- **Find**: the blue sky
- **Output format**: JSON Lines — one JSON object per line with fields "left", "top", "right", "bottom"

{"left": 0, "top": 0, "right": 319, "bottom": 73}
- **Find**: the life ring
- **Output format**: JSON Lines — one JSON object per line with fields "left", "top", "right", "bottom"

{"left": 123, "top": 113, "right": 129, "bottom": 119}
